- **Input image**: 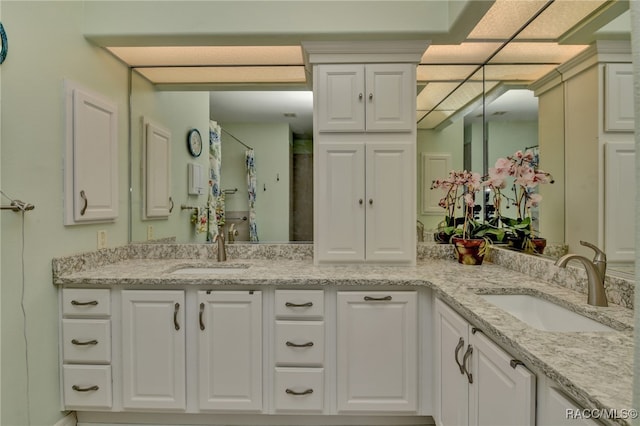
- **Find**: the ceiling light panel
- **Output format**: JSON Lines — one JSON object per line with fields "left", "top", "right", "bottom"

{"left": 421, "top": 43, "right": 502, "bottom": 64}
{"left": 417, "top": 65, "right": 479, "bottom": 82}
{"left": 417, "top": 110, "right": 455, "bottom": 129}
{"left": 467, "top": 0, "right": 549, "bottom": 40}
{"left": 106, "top": 46, "right": 303, "bottom": 67}
{"left": 136, "top": 66, "right": 306, "bottom": 84}
{"left": 483, "top": 64, "right": 559, "bottom": 82}
{"left": 489, "top": 42, "right": 589, "bottom": 64}
{"left": 515, "top": 0, "right": 609, "bottom": 40}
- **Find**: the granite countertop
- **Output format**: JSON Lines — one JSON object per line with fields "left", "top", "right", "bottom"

{"left": 54, "top": 252, "right": 635, "bottom": 425}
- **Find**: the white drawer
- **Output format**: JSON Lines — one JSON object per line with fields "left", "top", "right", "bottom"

{"left": 63, "top": 289, "right": 110, "bottom": 317}
{"left": 275, "top": 320, "right": 324, "bottom": 366}
{"left": 275, "top": 290, "right": 324, "bottom": 318}
{"left": 63, "top": 365, "right": 112, "bottom": 409}
{"left": 62, "top": 319, "right": 111, "bottom": 364}
{"left": 274, "top": 367, "right": 324, "bottom": 413}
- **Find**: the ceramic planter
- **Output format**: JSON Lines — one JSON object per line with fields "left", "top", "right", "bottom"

{"left": 452, "top": 237, "right": 486, "bottom": 265}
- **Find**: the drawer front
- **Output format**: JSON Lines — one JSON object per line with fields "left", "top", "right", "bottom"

{"left": 275, "top": 290, "right": 324, "bottom": 319}
{"left": 275, "top": 321, "right": 324, "bottom": 366}
{"left": 274, "top": 367, "right": 324, "bottom": 412}
{"left": 63, "top": 365, "right": 112, "bottom": 409}
{"left": 62, "top": 319, "right": 111, "bottom": 363}
{"left": 63, "top": 289, "right": 111, "bottom": 317}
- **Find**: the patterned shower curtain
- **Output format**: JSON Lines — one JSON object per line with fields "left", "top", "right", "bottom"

{"left": 246, "top": 149, "right": 259, "bottom": 242}
{"left": 208, "top": 120, "right": 224, "bottom": 242}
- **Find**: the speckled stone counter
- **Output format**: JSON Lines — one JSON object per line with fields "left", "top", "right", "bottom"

{"left": 53, "top": 243, "right": 635, "bottom": 425}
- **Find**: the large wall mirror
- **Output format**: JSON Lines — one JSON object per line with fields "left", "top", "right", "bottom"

{"left": 126, "top": 1, "right": 633, "bottom": 277}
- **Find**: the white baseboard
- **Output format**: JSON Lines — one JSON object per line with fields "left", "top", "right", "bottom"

{"left": 53, "top": 412, "right": 77, "bottom": 426}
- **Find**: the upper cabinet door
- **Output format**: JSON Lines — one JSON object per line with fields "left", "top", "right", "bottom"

{"left": 316, "top": 64, "right": 366, "bottom": 132}
{"left": 365, "top": 64, "right": 414, "bottom": 132}
{"left": 604, "top": 63, "right": 634, "bottom": 132}
{"left": 316, "top": 64, "right": 414, "bottom": 133}
{"left": 64, "top": 81, "right": 119, "bottom": 224}
{"left": 143, "top": 119, "right": 172, "bottom": 219}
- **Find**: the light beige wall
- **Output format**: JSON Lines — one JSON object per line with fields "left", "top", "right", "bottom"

{"left": 417, "top": 120, "right": 464, "bottom": 230}
{"left": 1, "top": 2, "right": 129, "bottom": 425}
{"left": 538, "top": 84, "right": 566, "bottom": 244}
{"left": 565, "top": 66, "right": 600, "bottom": 257}
{"left": 130, "top": 73, "right": 210, "bottom": 243}
{"left": 220, "top": 122, "right": 291, "bottom": 242}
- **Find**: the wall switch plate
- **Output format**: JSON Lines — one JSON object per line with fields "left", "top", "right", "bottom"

{"left": 97, "top": 230, "right": 108, "bottom": 249}
{"left": 147, "top": 225, "right": 154, "bottom": 241}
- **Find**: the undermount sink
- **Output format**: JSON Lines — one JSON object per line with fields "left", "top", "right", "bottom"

{"left": 479, "top": 294, "right": 615, "bottom": 332}
{"left": 170, "top": 264, "right": 250, "bottom": 275}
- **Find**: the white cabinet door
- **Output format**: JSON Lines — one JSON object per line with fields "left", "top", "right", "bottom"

{"left": 604, "top": 63, "right": 634, "bottom": 132}
{"left": 434, "top": 298, "right": 471, "bottom": 426}
{"left": 143, "top": 119, "right": 172, "bottom": 219}
{"left": 64, "top": 82, "right": 118, "bottom": 224}
{"left": 316, "top": 64, "right": 366, "bottom": 132}
{"left": 365, "top": 142, "right": 414, "bottom": 262}
{"left": 121, "top": 290, "right": 185, "bottom": 410}
{"left": 604, "top": 142, "right": 635, "bottom": 261}
{"left": 365, "top": 64, "right": 414, "bottom": 132}
{"left": 316, "top": 64, "right": 413, "bottom": 132}
{"left": 336, "top": 291, "right": 418, "bottom": 413}
{"left": 198, "top": 291, "right": 262, "bottom": 412}
{"left": 316, "top": 143, "right": 366, "bottom": 262}
{"left": 468, "top": 330, "right": 536, "bottom": 426}
{"left": 538, "top": 386, "right": 601, "bottom": 426}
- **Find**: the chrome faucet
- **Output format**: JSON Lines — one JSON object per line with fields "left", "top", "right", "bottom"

{"left": 213, "top": 231, "right": 227, "bottom": 262}
{"left": 554, "top": 241, "right": 607, "bottom": 307}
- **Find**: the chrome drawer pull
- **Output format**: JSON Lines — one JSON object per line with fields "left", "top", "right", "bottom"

{"left": 364, "top": 295, "right": 392, "bottom": 301}
{"left": 71, "top": 339, "right": 98, "bottom": 346}
{"left": 285, "top": 301, "right": 313, "bottom": 308}
{"left": 79, "top": 190, "right": 88, "bottom": 216}
{"left": 72, "top": 385, "right": 99, "bottom": 392}
{"left": 71, "top": 300, "right": 98, "bottom": 306}
{"left": 286, "top": 341, "right": 314, "bottom": 348}
{"left": 286, "top": 388, "right": 313, "bottom": 396}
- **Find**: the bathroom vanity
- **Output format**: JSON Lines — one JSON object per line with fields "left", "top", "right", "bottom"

{"left": 53, "top": 244, "right": 635, "bottom": 426}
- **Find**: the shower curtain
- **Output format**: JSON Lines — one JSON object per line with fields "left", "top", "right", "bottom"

{"left": 246, "top": 149, "right": 259, "bottom": 242}
{"left": 208, "top": 120, "right": 224, "bottom": 242}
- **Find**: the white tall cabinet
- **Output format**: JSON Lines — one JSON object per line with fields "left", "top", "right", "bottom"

{"left": 306, "top": 41, "right": 428, "bottom": 265}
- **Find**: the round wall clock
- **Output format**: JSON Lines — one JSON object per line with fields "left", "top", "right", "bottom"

{"left": 187, "top": 129, "right": 202, "bottom": 157}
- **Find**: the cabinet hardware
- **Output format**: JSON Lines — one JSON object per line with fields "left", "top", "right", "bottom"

{"left": 369, "top": 198, "right": 373, "bottom": 205}
{"left": 359, "top": 199, "right": 363, "bottom": 205}
{"left": 71, "top": 339, "right": 98, "bottom": 346}
{"left": 286, "top": 388, "right": 314, "bottom": 396}
{"left": 199, "top": 302, "right": 205, "bottom": 330}
{"left": 71, "top": 300, "right": 98, "bottom": 306}
{"left": 80, "top": 190, "right": 88, "bottom": 216}
{"left": 72, "top": 385, "right": 99, "bottom": 392}
{"left": 358, "top": 93, "right": 363, "bottom": 100}
{"left": 510, "top": 359, "right": 525, "bottom": 369}
{"left": 285, "top": 301, "right": 313, "bottom": 308}
{"left": 369, "top": 93, "right": 373, "bottom": 101}
{"left": 364, "top": 295, "right": 392, "bottom": 301}
{"left": 454, "top": 337, "right": 465, "bottom": 374}
{"left": 169, "top": 197, "right": 174, "bottom": 213}
{"left": 462, "top": 345, "right": 473, "bottom": 384}
{"left": 471, "top": 327, "right": 482, "bottom": 335}
{"left": 286, "top": 341, "right": 314, "bottom": 348}
{"left": 174, "top": 302, "right": 180, "bottom": 331}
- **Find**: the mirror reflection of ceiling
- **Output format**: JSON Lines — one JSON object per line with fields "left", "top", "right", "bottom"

{"left": 106, "top": 0, "right": 627, "bottom": 132}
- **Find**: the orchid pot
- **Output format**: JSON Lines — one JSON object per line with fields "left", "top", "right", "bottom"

{"left": 452, "top": 237, "right": 487, "bottom": 265}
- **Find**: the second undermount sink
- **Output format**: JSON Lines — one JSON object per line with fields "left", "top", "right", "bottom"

{"left": 170, "top": 264, "right": 250, "bottom": 275}
{"left": 479, "top": 294, "right": 615, "bottom": 332}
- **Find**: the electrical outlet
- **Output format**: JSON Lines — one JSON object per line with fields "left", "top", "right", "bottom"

{"left": 147, "top": 225, "right": 154, "bottom": 241}
{"left": 97, "top": 230, "right": 108, "bottom": 249}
